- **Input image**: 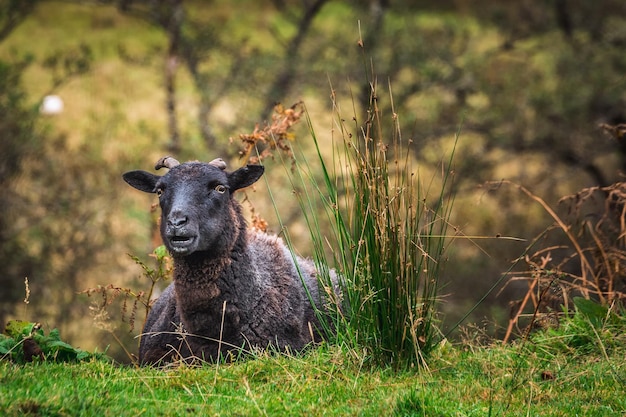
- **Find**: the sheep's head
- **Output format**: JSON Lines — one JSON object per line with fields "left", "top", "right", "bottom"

{"left": 123, "top": 157, "right": 264, "bottom": 257}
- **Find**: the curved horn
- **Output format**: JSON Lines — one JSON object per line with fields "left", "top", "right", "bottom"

{"left": 154, "top": 156, "right": 180, "bottom": 170}
{"left": 209, "top": 158, "right": 227, "bottom": 170}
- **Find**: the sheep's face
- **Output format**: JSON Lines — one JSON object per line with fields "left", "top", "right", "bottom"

{"left": 123, "top": 161, "right": 264, "bottom": 257}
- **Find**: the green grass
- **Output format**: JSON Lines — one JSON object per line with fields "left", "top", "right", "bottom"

{"left": 2, "top": 337, "right": 625, "bottom": 416}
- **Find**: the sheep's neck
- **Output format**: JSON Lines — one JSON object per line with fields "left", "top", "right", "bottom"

{"left": 172, "top": 223, "right": 249, "bottom": 286}
{"left": 173, "top": 253, "right": 233, "bottom": 314}
{"left": 174, "top": 254, "right": 228, "bottom": 285}
{"left": 172, "top": 232, "right": 253, "bottom": 337}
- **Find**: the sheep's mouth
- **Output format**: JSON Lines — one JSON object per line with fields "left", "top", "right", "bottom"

{"left": 168, "top": 235, "right": 196, "bottom": 252}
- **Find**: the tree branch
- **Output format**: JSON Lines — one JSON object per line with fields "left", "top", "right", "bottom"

{"left": 260, "top": 0, "right": 329, "bottom": 121}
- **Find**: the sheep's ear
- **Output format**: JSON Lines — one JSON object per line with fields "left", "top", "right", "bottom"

{"left": 123, "top": 170, "right": 161, "bottom": 193}
{"left": 228, "top": 165, "right": 265, "bottom": 191}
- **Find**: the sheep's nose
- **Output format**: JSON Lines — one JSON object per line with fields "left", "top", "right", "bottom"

{"left": 168, "top": 210, "right": 188, "bottom": 227}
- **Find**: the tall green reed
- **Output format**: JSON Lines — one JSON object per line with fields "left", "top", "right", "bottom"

{"left": 270, "top": 79, "right": 457, "bottom": 368}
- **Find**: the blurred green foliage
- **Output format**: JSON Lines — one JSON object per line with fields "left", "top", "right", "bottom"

{"left": 0, "top": 0, "right": 624, "bottom": 359}
{"left": 0, "top": 320, "right": 105, "bottom": 363}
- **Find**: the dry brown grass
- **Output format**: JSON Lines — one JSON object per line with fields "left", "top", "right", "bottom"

{"left": 500, "top": 148, "right": 626, "bottom": 342}
{"left": 234, "top": 102, "right": 303, "bottom": 167}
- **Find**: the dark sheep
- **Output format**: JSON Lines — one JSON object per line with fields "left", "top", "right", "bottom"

{"left": 123, "top": 156, "right": 334, "bottom": 365}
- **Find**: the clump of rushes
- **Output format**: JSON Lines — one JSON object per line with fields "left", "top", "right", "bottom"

{"left": 271, "top": 77, "right": 458, "bottom": 369}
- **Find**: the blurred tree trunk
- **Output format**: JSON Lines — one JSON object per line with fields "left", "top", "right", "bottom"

{"left": 0, "top": 1, "right": 39, "bottom": 42}
{"left": 554, "top": 0, "right": 572, "bottom": 39}
{"left": 260, "top": 0, "right": 329, "bottom": 122}
{"left": 164, "top": 0, "right": 182, "bottom": 152}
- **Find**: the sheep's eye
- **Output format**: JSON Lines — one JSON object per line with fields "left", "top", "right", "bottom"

{"left": 215, "top": 184, "right": 227, "bottom": 194}
{"left": 156, "top": 188, "right": 163, "bottom": 197}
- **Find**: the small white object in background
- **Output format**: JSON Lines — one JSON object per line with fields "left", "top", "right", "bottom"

{"left": 40, "top": 95, "right": 64, "bottom": 115}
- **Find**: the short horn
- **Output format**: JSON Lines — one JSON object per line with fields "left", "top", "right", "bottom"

{"left": 209, "top": 158, "right": 227, "bottom": 170}
{"left": 154, "top": 156, "right": 180, "bottom": 170}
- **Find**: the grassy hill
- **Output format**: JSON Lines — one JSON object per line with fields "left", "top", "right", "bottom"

{"left": 2, "top": 332, "right": 625, "bottom": 416}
